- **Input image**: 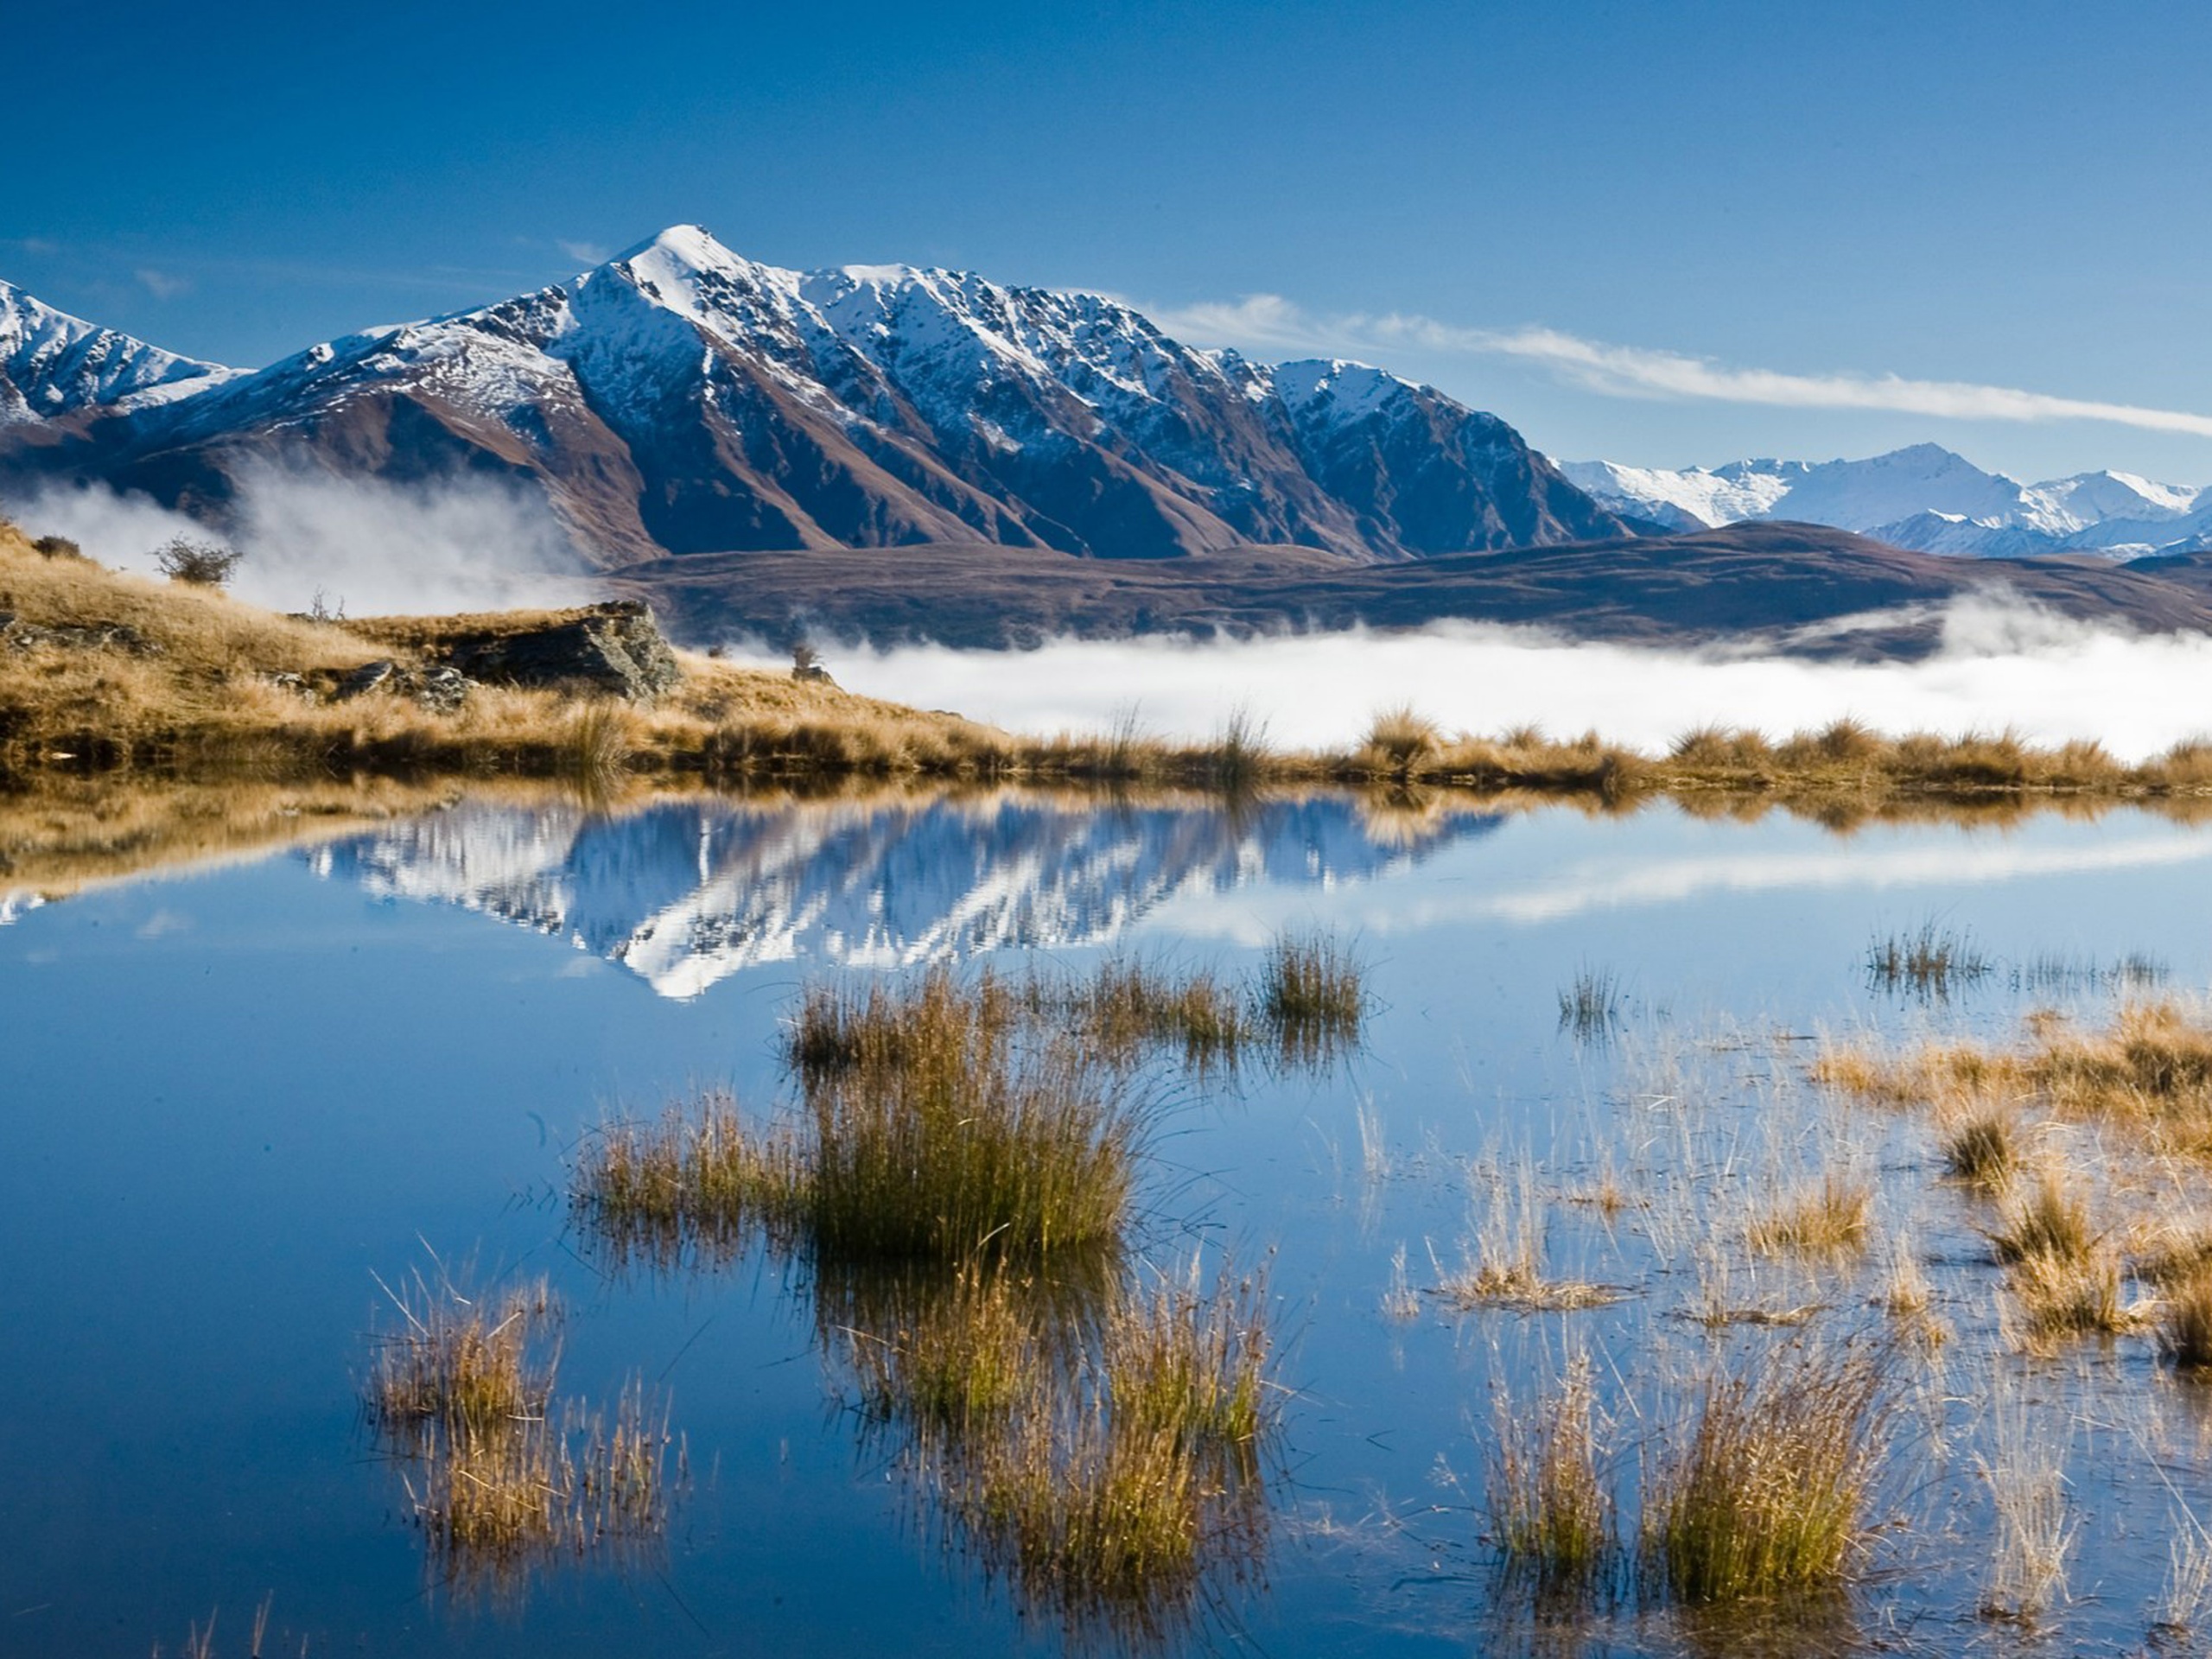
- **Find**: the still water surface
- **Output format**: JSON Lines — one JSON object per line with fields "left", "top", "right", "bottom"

{"left": 7, "top": 788, "right": 2212, "bottom": 1656}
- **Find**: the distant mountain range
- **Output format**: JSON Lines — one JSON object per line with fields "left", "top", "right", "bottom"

{"left": 13, "top": 232, "right": 2212, "bottom": 652}
{"left": 0, "top": 227, "right": 1633, "bottom": 568}
{"left": 1560, "top": 444, "right": 2212, "bottom": 560}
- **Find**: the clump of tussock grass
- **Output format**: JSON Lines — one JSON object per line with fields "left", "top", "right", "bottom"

{"left": 366, "top": 1269, "right": 557, "bottom": 1447}
{"left": 950, "top": 1394, "right": 1268, "bottom": 1649}
{"left": 1205, "top": 707, "right": 1270, "bottom": 795}
{"left": 1641, "top": 1338, "right": 1891, "bottom": 1604}
{"left": 1938, "top": 1096, "right": 2019, "bottom": 1185}
{"left": 1104, "top": 1259, "right": 1274, "bottom": 1462}
{"left": 364, "top": 1265, "right": 677, "bottom": 1600}
{"left": 1667, "top": 724, "right": 1775, "bottom": 772}
{"left": 919, "top": 1257, "right": 1279, "bottom": 1649}
{"left": 1865, "top": 920, "right": 1993, "bottom": 1000}
{"left": 1745, "top": 1173, "right": 1873, "bottom": 1255}
{"left": 2160, "top": 1262, "right": 2212, "bottom": 1370}
{"left": 403, "top": 1383, "right": 677, "bottom": 1602}
{"left": 844, "top": 1259, "right": 1046, "bottom": 1435}
{"left": 791, "top": 967, "right": 1144, "bottom": 1265}
{"left": 1556, "top": 963, "right": 1623, "bottom": 1044}
{"left": 1987, "top": 1166, "right": 2096, "bottom": 1265}
{"left": 1028, "top": 955, "right": 1252, "bottom": 1073}
{"left": 1489, "top": 1352, "right": 1616, "bottom": 1592}
{"left": 2004, "top": 1249, "right": 2138, "bottom": 1344}
{"left": 1361, "top": 702, "right": 1442, "bottom": 774}
{"left": 1254, "top": 929, "right": 1366, "bottom": 1063}
{"left": 571, "top": 1092, "right": 803, "bottom": 1273}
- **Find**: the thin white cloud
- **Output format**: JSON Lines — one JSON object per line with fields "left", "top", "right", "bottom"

{"left": 1150, "top": 294, "right": 2212, "bottom": 441}
{"left": 133, "top": 267, "right": 190, "bottom": 300}
{"left": 557, "top": 238, "right": 610, "bottom": 265}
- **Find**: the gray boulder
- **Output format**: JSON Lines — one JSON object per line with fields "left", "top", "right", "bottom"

{"left": 435, "top": 601, "right": 681, "bottom": 701}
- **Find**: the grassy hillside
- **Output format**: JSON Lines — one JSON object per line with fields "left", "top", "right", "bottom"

{"left": 7, "top": 519, "right": 2212, "bottom": 821}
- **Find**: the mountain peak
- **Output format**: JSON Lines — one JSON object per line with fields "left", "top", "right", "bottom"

{"left": 0, "top": 277, "right": 236, "bottom": 423}
{"left": 614, "top": 224, "right": 739, "bottom": 271}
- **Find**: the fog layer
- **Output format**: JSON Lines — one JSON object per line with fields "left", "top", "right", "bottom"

{"left": 772, "top": 596, "right": 2212, "bottom": 762}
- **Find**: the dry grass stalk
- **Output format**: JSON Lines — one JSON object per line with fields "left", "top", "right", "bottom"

{"left": 1977, "top": 1377, "right": 2074, "bottom": 1621}
{"left": 1642, "top": 1338, "right": 1891, "bottom": 1603}
{"left": 1380, "top": 1243, "right": 1421, "bottom": 1321}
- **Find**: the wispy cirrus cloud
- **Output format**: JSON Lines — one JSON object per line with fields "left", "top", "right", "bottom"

{"left": 133, "top": 267, "right": 191, "bottom": 300}
{"left": 556, "top": 238, "right": 610, "bottom": 265}
{"left": 1149, "top": 294, "right": 2212, "bottom": 440}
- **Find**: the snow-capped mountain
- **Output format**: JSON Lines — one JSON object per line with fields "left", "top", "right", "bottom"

{"left": 307, "top": 790, "right": 1500, "bottom": 1000}
{"left": 0, "top": 281, "right": 238, "bottom": 425}
{"left": 0, "top": 228, "right": 1635, "bottom": 565}
{"left": 1560, "top": 444, "right": 2212, "bottom": 559}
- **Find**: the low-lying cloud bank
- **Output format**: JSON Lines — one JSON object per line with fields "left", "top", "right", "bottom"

{"left": 755, "top": 595, "right": 2212, "bottom": 763}
{"left": 5, "top": 468, "right": 592, "bottom": 617}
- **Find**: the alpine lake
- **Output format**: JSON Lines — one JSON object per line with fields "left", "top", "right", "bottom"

{"left": 10, "top": 778, "right": 2212, "bottom": 1658}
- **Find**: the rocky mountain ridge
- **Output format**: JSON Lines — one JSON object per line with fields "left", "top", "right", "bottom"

{"left": 0, "top": 229, "right": 1637, "bottom": 567}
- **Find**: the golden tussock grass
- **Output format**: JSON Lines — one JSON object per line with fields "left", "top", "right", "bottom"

{"left": 13, "top": 525, "right": 2212, "bottom": 816}
{"left": 363, "top": 1264, "right": 677, "bottom": 1600}
{"left": 1815, "top": 1000, "right": 2212, "bottom": 1162}
{"left": 2163, "top": 1264, "right": 2212, "bottom": 1370}
{"left": 1745, "top": 1174, "right": 1873, "bottom": 1255}
{"left": 1641, "top": 1339, "right": 1891, "bottom": 1604}
{"left": 1489, "top": 1352, "right": 1616, "bottom": 1592}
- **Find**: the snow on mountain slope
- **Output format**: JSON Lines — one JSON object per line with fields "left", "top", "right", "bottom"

{"left": 1565, "top": 442, "right": 2212, "bottom": 559}
{"left": 0, "top": 228, "right": 1638, "bottom": 566}
{"left": 0, "top": 281, "right": 238, "bottom": 424}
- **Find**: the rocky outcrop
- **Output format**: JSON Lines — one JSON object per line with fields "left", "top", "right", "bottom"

{"left": 333, "top": 658, "right": 470, "bottom": 713}
{"left": 1, "top": 613, "right": 159, "bottom": 654}
{"left": 433, "top": 601, "right": 681, "bottom": 700}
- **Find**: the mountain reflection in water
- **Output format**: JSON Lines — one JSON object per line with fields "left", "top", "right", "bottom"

{"left": 303, "top": 791, "right": 1501, "bottom": 998}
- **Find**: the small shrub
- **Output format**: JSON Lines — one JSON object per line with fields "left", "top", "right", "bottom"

{"left": 154, "top": 536, "right": 244, "bottom": 587}
{"left": 30, "top": 533, "right": 84, "bottom": 561}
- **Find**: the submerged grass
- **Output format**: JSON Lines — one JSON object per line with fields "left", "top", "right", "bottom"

{"left": 1866, "top": 921, "right": 1994, "bottom": 1000}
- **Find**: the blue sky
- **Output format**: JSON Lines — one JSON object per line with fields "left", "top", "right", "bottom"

{"left": 15, "top": 0, "right": 2212, "bottom": 483}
